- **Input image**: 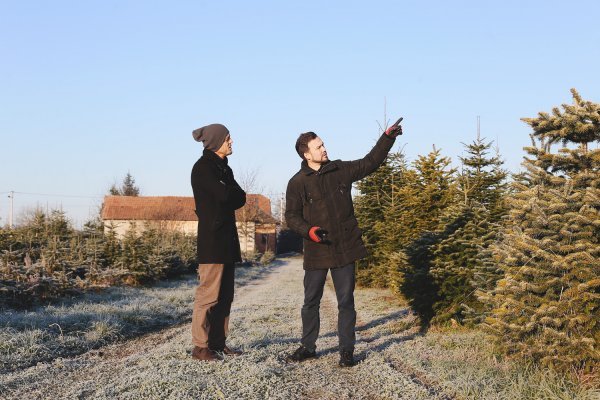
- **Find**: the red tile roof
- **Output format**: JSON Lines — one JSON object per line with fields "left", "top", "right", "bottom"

{"left": 101, "top": 195, "right": 277, "bottom": 224}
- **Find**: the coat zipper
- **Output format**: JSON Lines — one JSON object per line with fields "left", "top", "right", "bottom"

{"left": 316, "top": 170, "right": 337, "bottom": 264}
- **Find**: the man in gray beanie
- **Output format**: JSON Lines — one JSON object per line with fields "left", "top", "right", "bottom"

{"left": 190, "top": 123, "right": 246, "bottom": 361}
{"left": 192, "top": 123, "right": 231, "bottom": 152}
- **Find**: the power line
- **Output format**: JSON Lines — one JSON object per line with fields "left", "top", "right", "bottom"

{"left": 9, "top": 191, "right": 104, "bottom": 199}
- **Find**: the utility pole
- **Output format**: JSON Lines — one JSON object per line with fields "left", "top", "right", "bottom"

{"left": 8, "top": 191, "right": 14, "bottom": 229}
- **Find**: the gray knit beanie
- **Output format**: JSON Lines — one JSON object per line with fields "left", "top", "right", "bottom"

{"left": 192, "top": 123, "right": 230, "bottom": 151}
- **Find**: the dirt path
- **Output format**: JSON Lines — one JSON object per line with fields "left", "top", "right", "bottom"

{"left": 1, "top": 256, "right": 456, "bottom": 400}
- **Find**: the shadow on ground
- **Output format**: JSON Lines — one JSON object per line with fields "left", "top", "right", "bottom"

{"left": 247, "top": 307, "right": 420, "bottom": 364}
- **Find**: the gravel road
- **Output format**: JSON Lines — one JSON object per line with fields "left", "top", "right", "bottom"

{"left": 0, "top": 256, "right": 461, "bottom": 399}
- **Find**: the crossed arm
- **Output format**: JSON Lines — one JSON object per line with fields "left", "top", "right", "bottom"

{"left": 192, "top": 166, "right": 247, "bottom": 210}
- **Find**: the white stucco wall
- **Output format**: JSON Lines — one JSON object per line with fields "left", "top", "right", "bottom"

{"left": 103, "top": 220, "right": 258, "bottom": 254}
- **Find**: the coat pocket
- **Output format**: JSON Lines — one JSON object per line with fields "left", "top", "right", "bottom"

{"left": 212, "top": 218, "right": 224, "bottom": 231}
{"left": 341, "top": 219, "right": 363, "bottom": 243}
{"left": 305, "top": 190, "right": 323, "bottom": 225}
{"left": 211, "top": 203, "right": 225, "bottom": 231}
{"left": 337, "top": 182, "right": 349, "bottom": 196}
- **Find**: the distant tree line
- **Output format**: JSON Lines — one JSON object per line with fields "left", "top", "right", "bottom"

{"left": 355, "top": 89, "right": 598, "bottom": 374}
{"left": 0, "top": 174, "right": 196, "bottom": 308}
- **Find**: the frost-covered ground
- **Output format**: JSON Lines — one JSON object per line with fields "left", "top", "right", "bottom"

{"left": 1, "top": 256, "right": 597, "bottom": 399}
{"left": 0, "top": 260, "right": 272, "bottom": 374}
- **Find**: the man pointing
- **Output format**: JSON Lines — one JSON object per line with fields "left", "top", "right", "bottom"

{"left": 285, "top": 119, "right": 403, "bottom": 367}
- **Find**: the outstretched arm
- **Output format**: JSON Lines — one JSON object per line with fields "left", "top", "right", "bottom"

{"left": 344, "top": 119, "right": 403, "bottom": 182}
{"left": 344, "top": 134, "right": 394, "bottom": 182}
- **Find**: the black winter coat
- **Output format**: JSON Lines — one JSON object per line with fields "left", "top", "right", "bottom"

{"left": 285, "top": 134, "right": 395, "bottom": 270}
{"left": 191, "top": 149, "right": 246, "bottom": 264}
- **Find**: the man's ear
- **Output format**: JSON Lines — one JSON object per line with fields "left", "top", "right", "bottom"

{"left": 304, "top": 151, "right": 311, "bottom": 161}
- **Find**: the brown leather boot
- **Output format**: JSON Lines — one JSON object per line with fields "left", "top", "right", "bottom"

{"left": 222, "top": 345, "right": 243, "bottom": 356}
{"left": 192, "top": 346, "right": 220, "bottom": 361}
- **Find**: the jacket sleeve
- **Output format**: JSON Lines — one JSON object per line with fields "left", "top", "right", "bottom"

{"left": 225, "top": 179, "right": 247, "bottom": 210}
{"left": 344, "top": 133, "right": 395, "bottom": 182}
{"left": 285, "top": 178, "right": 311, "bottom": 239}
{"left": 192, "top": 163, "right": 247, "bottom": 210}
{"left": 225, "top": 168, "right": 247, "bottom": 210}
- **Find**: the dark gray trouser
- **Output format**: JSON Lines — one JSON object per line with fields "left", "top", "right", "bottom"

{"left": 301, "top": 263, "right": 356, "bottom": 352}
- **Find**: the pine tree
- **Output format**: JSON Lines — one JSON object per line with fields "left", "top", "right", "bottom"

{"left": 458, "top": 137, "right": 507, "bottom": 213}
{"left": 403, "top": 147, "right": 457, "bottom": 235}
{"left": 81, "top": 215, "right": 106, "bottom": 285}
{"left": 429, "top": 136, "right": 508, "bottom": 324}
{"left": 369, "top": 153, "right": 414, "bottom": 291}
{"left": 430, "top": 202, "right": 499, "bottom": 324}
{"left": 354, "top": 151, "right": 397, "bottom": 286}
{"left": 102, "top": 224, "right": 121, "bottom": 269}
{"left": 47, "top": 210, "right": 73, "bottom": 240}
{"left": 120, "top": 225, "right": 146, "bottom": 285}
{"left": 397, "top": 147, "right": 458, "bottom": 327}
{"left": 109, "top": 172, "right": 141, "bottom": 196}
{"left": 483, "top": 89, "right": 600, "bottom": 372}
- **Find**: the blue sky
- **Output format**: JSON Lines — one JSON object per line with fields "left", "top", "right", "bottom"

{"left": 1, "top": 1, "right": 600, "bottom": 226}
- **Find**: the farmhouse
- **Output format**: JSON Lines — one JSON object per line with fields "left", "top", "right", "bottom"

{"left": 100, "top": 195, "right": 277, "bottom": 254}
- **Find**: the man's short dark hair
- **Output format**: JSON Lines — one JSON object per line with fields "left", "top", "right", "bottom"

{"left": 295, "top": 132, "right": 317, "bottom": 160}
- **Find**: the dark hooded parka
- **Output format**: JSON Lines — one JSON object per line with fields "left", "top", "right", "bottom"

{"left": 285, "top": 133, "right": 395, "bottom": 270}
{"left": 191, "top": 149, "right": 246, "bottom": 264}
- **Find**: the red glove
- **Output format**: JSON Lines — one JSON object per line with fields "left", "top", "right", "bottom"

{"left": 385, "top": 117, "right": 403, "bottom": 138}
{"left": 308, "top": 227, "right": 328, "bottom": 243}
{"left": 385, "top": 125, "right": 401, "bottom": 137}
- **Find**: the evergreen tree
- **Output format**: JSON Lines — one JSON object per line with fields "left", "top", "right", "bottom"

{"left": 369, "top": 153, "right": 414, "bottom": 291}
{"left": 403, "top": 147, "right": 457, "bottom": 235}
{"left": 81, "top": 215, "right": 106, "bottom": 284}
{"left": 429, "top": 136, "right": 508, "bottom": 324}
{"left": 355, "top": 151, "right": 406, "bottom": 287}
{"left": 483, "top": 89, "right": 600, "bottom": 372}
{"left": 102, "top": 224, "right": 121, "bottom": 270}
{"left": 109, "top": 172, "right": 141, "bottom": 196}
{"left": 397, "top": 147, "right": 458, "bottom": 328}
{"left": 17, "top": 209, "right": 48, "bottom": 260}
{"left": 429, "top": 202, "right": 498, "bottom": 324}
{"left": 457, "top": 136, "right": 508, "bottom": 219}
{"left": 47, "top": 210, "right": 73, "bottom": 240}
{"left": 120, "top": 224, "right": 146, "bottom": 284}
{"left": 354, "top": 151, "right": 394, "bottom": 285}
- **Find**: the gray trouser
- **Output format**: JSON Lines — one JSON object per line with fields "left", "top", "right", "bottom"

{"left": 301, "top": 263, "right": 356, "bottom": 352}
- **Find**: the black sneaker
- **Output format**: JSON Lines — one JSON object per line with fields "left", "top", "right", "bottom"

{"left": 286, "top": 345, "right": 317, "bottom": 362}
{"left": 338, "top": 349, "right": 355, "bottom": 367}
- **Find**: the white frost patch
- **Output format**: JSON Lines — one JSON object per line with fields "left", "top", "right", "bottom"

{"left": 1, "top": 256, "right": 595, "bottom": 400}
